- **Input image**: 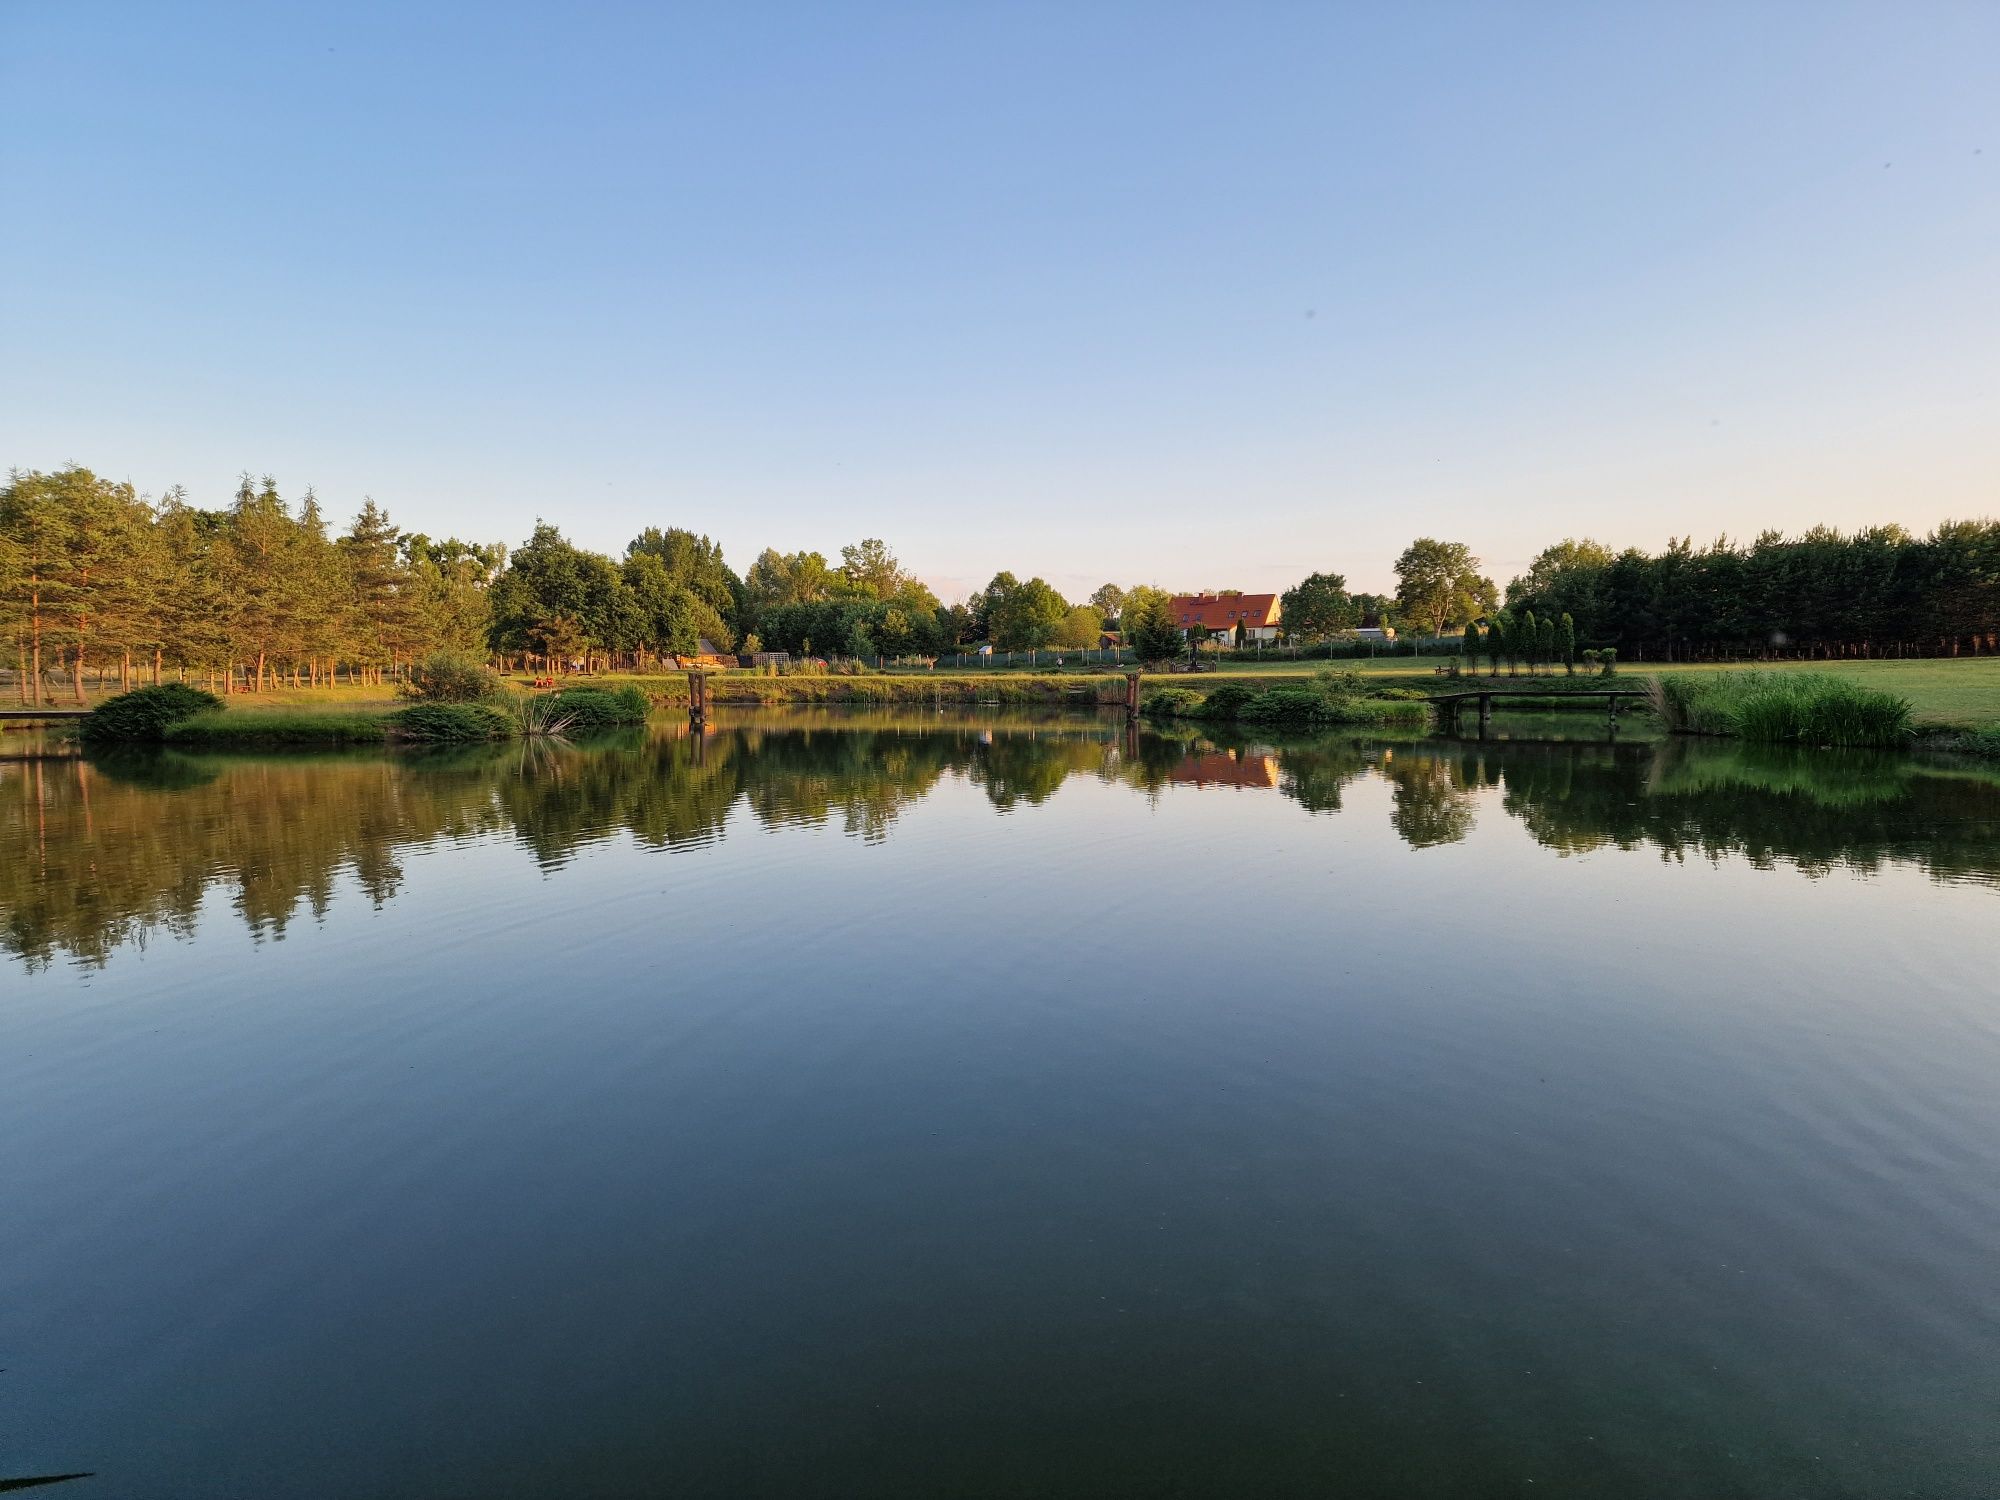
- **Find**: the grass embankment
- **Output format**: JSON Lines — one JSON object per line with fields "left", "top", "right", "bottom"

{"left": 1142, "top": 671, "right": 1433, "bottom": 728}
{"left": 167, "top": 711, "right": 392, "bottom": 746}
{"left": 854, "top": 654, "right": 2000, "bottom": 730}
{"left": 1648, "top": 672, "right": 1914, "bottom": 749}
{"left": 585, "top": 672, "right": 1129, "bottom": 708}
{"left": 80, "top": 684, "right": 649, "bottom": 747}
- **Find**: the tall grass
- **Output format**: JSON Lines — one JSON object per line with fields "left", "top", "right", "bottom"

{"left": 1649, "top": 671, "right": 1912, "bottom": 748}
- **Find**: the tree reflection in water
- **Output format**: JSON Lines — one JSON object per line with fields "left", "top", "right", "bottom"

{"left": 4, "top": 714, "right": 1997, "bottom": 969}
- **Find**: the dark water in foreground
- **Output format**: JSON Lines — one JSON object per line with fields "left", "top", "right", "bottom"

{"left": 4, "top": 713, "right": 1999, "bottom": 1499}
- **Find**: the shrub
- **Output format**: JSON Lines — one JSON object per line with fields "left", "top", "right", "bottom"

{"left": 1599, "top": 648, "right": 1618, "bottom": 676}
{"left": 401, "top": 651, "right": 502, "bottom": 702}
{"left": 1141, "top": 687, "right": 1206, "bottom": 719}
{"left": 80, "top": 684, "right": 225, "bottom": 741}
{"left": 1375, "top": 687, "right": 1430, "bottom": 701}
{"left": 1199, "top": 683, "right": 1257, "bottom": 719}
{"left": 1316, "top": 668, "right": 1369, "bottom": 699}
{"left": 385, "top": 703, "right": 514, "bottom": 741}
{"left": 542, "top": 685, "right": 650, "bottom": 730}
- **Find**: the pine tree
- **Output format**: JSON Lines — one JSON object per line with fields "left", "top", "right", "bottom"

{"left": 342, "top": 499, "right": 415, "bottom": 684}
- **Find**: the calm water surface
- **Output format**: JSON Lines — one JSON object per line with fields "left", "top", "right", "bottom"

{"left": 4, "top": 713, "right": 1998, "bottom": 1498}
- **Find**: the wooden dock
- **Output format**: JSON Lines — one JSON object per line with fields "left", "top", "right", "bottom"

{"left": 0, "top": 708, "right": 91, "bottom": 720}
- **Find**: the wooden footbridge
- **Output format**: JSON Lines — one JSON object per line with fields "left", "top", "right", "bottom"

{"left": 1431, "top": 688, "right": 1647, "bottom": 729}
{"left": 1, "top": 707, "right": 91, "bottom": 720}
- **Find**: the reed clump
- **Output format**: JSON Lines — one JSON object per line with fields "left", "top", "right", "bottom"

{"left": 1649, "top": 671, "right": 1912, "bottom": 748}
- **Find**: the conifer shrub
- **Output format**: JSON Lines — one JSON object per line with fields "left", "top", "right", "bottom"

{"left": 80, "top": 684, "right": 225, "bottom": 741}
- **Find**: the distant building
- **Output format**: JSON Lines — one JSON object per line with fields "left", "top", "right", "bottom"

{"left": 1168, "top": 592, "right": 1283, "bottom": 644}
{"left": 1348, "top": 626, "right": 1397, "bottom": 642}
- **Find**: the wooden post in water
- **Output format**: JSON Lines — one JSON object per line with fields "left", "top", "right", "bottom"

{"left": 1125, "top": 671, "right": 1142, "bottom": 718}
{"left": 688, "top": 670, "right": 708, "bottom": 727}
{"left": 1478, "top": 693, "right": 1493, "bottom": 730}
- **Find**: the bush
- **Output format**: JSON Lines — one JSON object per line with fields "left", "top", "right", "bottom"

{"left": 401, "top": 651, "right": 502, "bottom": 702}
{"left": 543, "top": 685, "right": 651, "bottom": 730}
{"left": 1141, "top": 687, "right": 1206, "bottom": 719}
{"left": 1316, "top": 668, "right": 1369, "bottom": 699}
{"left": 1199, "top": 682, "right": 1258, "bottom": 718}
{"left": 385, "top": 703, "right": 514, "bottom": 741}
{"left": 81, "top": 684, "right": 225, "bottom": 741}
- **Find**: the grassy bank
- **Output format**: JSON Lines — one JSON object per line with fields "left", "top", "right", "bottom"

{"left": 81, "top": 684, "right": 649, "bottom": 748}
{"left": 622, "top": 672, "right": 1129, "bottom": 708}
{"left": 165, "top": 711, "right": 392, "bottom": 746}
{"left": 854, "top": 655, "right": 2000, "bottom": 730}
{"left": 1143, "top": 672, "right": 1433, "bottom": 728}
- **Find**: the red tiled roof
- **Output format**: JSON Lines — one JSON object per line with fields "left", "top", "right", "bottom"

{"left": 1169, "top": 593, "right": 1281, "bottom": 630}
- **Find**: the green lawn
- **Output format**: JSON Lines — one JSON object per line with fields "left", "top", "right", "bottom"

{"left": 1124, "top": 654, "right": 2000, "bottom": 729}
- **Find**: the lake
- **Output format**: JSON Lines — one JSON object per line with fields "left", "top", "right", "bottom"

{"left": 4, "top": 713, "right": 1998, "bottom": 1498}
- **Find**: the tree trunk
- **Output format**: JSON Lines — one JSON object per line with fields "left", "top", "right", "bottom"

{"left": 28, "top": 579, "right": 43, "bottom": 708}
{"left": 153, "top": 648, "right": 163, "bottom": 686}
{"left": 73, "top": 644, "right": 86, "bottom": 704}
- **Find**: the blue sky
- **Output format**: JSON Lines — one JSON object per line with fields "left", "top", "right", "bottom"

{"left": 3, "top": 2, "right": 1994, "bottom": 600}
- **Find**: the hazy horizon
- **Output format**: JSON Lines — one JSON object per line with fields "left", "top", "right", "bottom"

{"left": 4, "top": 2, "right": 1995, "bottom": 601}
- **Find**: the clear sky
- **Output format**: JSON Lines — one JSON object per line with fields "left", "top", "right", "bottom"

{"left": 3, "top": 2, "right": 1994, "bottom": 602}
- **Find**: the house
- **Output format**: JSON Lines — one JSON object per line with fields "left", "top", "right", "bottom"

{"left": 1347, "top": 626, "right": 1396, "bottom": 642}
{"left": 1168, "top": 592, "right": 1283, "bottom": 644}
{"left": 673, "top": 637, "right": 738, "bottom": 669}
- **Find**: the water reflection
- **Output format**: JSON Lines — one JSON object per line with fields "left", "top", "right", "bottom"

{"left": 5, "top": 714, "right": 1997, "bottom": 969}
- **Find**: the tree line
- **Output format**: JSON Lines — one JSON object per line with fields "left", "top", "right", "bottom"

{"left": 1502, "top": 527, "right": 2000, "bottom": 659}
{"left": 0, "top": 467, "right": 497, "bottom": 704}
{"left": 5, "top": 464, "right": 1996, "bottom": 706}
